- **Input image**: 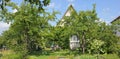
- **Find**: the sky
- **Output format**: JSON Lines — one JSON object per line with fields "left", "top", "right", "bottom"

{"left": 0, "top": 0, "right": 120, "bottom": 34}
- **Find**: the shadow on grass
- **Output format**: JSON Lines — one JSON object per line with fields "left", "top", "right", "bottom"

{"left": 28, "top": 49, "right": 82, "bottom": 57}
{"left": 28, "top": 50, "right": 54, "bottom": 56}
{"left": 0, "top": 53, "right": 2, "bottom": 57}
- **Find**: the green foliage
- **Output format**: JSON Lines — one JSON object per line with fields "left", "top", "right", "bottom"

{"left": 0, "top": 0, "right": 50, "bottom": 10}
{"left": 0, "top": 0, "right": 57, "bottom": 56}
{"left": 90, "top": 39, "right": 104, "bottom": 54}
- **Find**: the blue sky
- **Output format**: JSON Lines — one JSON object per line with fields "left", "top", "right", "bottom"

{"left": 48, "top": 0, "right": 120, "bottom": 24}
{"left": 0, "top": 0, "right": 120, "bottom": 34}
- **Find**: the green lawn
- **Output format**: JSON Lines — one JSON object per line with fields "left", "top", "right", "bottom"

{"left": 27, "top": 54, "right": 120, "bottom": 59}
{"left": 0, "top": 50, "right": 120, "bottom": 59}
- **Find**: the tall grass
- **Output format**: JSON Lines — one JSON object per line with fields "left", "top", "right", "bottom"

{"left": 0, "top": 50, "right": 23, "bottom": 59}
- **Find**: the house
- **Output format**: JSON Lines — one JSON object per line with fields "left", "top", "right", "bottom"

{"left": 111, "top": 16, "right": 120, "bottom": 23}
{"left": 111, "top": 16, "right": 120, "bottom": 44}
{"left": 111, "top": 16, "right": 120, "bottom": 36}
{"left": 57, "top": 5, "right": 80, "bottom": 50}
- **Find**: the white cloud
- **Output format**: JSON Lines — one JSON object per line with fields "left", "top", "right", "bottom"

{"left": 13, "top": 9, "right": 18, "bottom": 13}
{"left": 48, "top": 3, "right": 55, "bottom": 8}
{"left": 102, "top": 8, "right": 110, "bottom": 13}
{"left": 101, "top": 8, "right": 110, "bottom": 16}
{"left": 0, "top": 22, "right": 10, "bottom": 28}
{"left": 0, "top": 22, "right": 10, "bottom": 34}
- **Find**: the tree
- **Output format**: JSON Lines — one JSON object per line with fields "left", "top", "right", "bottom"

{"left": 0, "top": 0, "right": 57, "bottom": 55}
{"left": 45, "top": 26, "right": 70, "bottom": 50}
{"left": 0, "top": 0, "right": 50, "bottom": 10}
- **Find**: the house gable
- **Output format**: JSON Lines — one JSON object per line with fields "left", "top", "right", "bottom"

{"left": 111, "top": 16, "right": 120, "bottom": 23}
{"left": 111, "top": 16, "right": 120, "bottom": 36}
{"left": 57, "top": 5, "right": 77, "bottom": 26}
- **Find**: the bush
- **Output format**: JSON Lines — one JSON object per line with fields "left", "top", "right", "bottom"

{"left": 118, "top": 50, "right": 120, "bottom": 57}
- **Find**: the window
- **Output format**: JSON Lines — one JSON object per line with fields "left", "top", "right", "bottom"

{"left": 72, "top": 35, "right": 77, "bottom": 41}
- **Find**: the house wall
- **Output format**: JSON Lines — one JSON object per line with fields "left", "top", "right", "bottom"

{"left": 59, "top": 10, "right": 71, "bottom": 26}
{"left": 65, "top": 10, "right": 71, "bottom": 16}
{"left": 69, "top": 35, "right": 80, "bottom": 49}
{"left": 116, "top": 30, "right": 120, "bottom": 36}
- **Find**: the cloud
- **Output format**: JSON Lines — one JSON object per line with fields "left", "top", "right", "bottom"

{"left": 48, "top": 3, "right": 55, "bottom": 8}
{"left": 0, "top": 22, "right": 10, "bottom": 34}
{"left": 101, "top": 8, "right": 110, "bottom": 16}
{"left": 102, "top": 8, "right": 110, "bottom": 13}
{"left": 0, "top": 22, "right": 10, "bottom": 28}
{"left": 13, "top": 9, "right": 18, "bottom": 13}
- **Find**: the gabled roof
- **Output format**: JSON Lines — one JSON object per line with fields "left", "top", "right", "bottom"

{"left": 111, "top": 16, "right": 120, "bottom": 23}
{"left": 57, "top": 5, "right": 77, "bottom": 26}
{"left": 61, "top": 5, "right": 76, "bottom": 20}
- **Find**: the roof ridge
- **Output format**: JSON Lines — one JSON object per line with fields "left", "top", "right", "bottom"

{"left": 111, "top": 16, "right": 120, "bottom": 23}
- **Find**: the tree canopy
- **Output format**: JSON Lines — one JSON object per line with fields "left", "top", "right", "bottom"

{"left": 0, "top": 0, "right": 57, "bottom": 56}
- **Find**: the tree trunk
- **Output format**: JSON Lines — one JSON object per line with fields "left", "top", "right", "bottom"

{"left": 24, "top": 27, "right": 32, "bottom": 53}
{"left": 82, "top": 32, "right": 85, "bottom": 54}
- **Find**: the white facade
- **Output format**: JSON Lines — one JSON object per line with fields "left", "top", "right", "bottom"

{"left": 65, "top": 10, "right": 71, "bottom": 16}
{"left": 69, "top": 35, "right": 80, "bottom": 49}
{"left": 59, "top": 10, "right": 71, "bottom": 26}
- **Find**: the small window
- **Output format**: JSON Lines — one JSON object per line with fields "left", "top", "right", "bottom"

{"left": 72, "top": 35, "right": 77, "bottom": 41}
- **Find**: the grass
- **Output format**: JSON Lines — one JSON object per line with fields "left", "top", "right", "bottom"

{"left": 27, "top": 54, "right": 120, "bottom": 59}
{"left": 0, "top": 50, "right": 23, "bottom": 59}
{"left": 27, "top": 56, "right": 49, "bottom": 59}
{"left": 102, "top": 54, "right": 120, "bottom": 59}
{"left": 26, "top": 54, "right": 120, "bottom": 59}
{"left": 0, "top": 50, "right": 120, "bottom": 59}
{"left": 26, "top": 50, "right": 120, "bottom": 59}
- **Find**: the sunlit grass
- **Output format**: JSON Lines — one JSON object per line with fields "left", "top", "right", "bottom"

{"left": 0, "top": 50, "right": 120, "bottom": 59}
{"left": 0, "top": 50, "right": 23, "bottom": 59}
